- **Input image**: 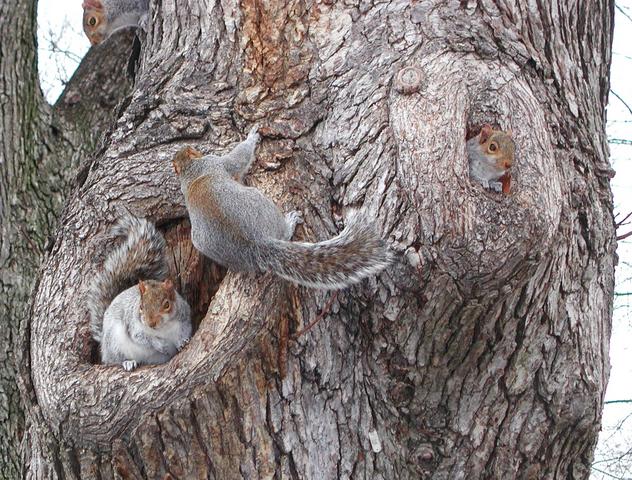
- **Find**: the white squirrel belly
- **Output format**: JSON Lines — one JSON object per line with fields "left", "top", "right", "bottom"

{"left": 470, "top": 157, "right": 502, "bottom": 182}
{"left": 110, "top": 321, "right": 154, "bottom": 361}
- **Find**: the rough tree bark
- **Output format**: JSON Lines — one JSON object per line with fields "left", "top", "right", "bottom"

{"left": 4, "top": 0, "right": 617, "bottom": 479}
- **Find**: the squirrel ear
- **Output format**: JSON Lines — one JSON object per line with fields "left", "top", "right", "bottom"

{"left": 82, "top": 0, "right": 102, "bottom": 9}
{"left": 163, "top": 279, "right": 173, "bottom": 290}
{"left": 479, "top": 124, "right": 493, "bottom": 144}
{"left": 188, "top": 147, "right": 203, "bottom": 159}
{"left": 505, "top": 129, "right": 513, "bottom": 138}
{"left": 138, "top": 281, "right": 146, "bottom": 295}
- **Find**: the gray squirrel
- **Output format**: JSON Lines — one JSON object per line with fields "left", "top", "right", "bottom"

{"left": 172, "top": 127, "right": 392, "bottom": 289}
{"left": 467, "top": 124, "right": 515, "bottom": 194}
{"left": 88, "top": 216, "right": 191, "bottom": 371}
{"left": 82, "top": 0, "right": 149, "bottom": 46}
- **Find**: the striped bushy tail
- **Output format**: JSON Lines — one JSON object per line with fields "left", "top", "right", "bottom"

{"left": 258, "top": 222, "right": 392, "bottom": 289}
{"left": 87, "top": 216, "right": 168, "bottom": 341}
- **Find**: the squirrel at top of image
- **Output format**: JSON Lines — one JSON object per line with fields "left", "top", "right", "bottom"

{"left": 87, "top": 216, "right": 192, "bottom": 371}
{"left": 467, "top": 124, "right": 515, "bottom": 194}
{"left": 172, "top": 127, "right": 392, "bottom": 290}
{"left": 82, "top": 0, "right": 149, "bottom": 46}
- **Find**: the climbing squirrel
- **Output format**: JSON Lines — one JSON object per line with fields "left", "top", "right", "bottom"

{"left": 88, "top": 216, "right": 192, "bottom": 371}
{"left": 82, "top": 0, "right": 149, "bottom": 46}
{"left": 466, "top": 124, "right": 515, "bottom": 194}
{"left": 172, "top": 127, "right": 392, "bottom": 289}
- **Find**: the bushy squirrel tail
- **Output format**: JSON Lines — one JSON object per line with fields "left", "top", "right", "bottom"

{"left": 258, "top": 221, "right": 392, "bottom": 289}
{"left": 87, "top": 217, "right": 168, "bottom": 341}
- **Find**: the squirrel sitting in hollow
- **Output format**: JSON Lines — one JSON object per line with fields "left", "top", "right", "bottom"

{"left": 172, "top": 127, "right": 392, "bottom": 289}
{"left": 82, "top": 0, "right": 149, "bottom": 46}
{"left": 88, "top": 216, "right": 191, "bottom": 371}
{"left": 467, "top": 124, "right": 515, "bottom": 194}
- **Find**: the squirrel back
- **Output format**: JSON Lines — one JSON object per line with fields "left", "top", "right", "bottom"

{"left": 88, "top": 216, "right": 168, "bottom": 341}
{"left": 173, "top": 129, "right": 392, "bottom": 290}
{"left": 257, "top": 221, "right": 392, "bottom": 289}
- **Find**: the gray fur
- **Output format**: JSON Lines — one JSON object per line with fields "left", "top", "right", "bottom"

{"left": 177, "top": 127, "right": 392, "bottom": 290}
{"left": 87, "top": 216, "right": 168, "bottom": 341}
{"left": 99, "top": 286, "right": 191, "bottom": 369}
{"left": 87, "top": 216, "right": 191, "bottom": 370}
{"left": 104, "top": 0, "right": 149, "bottom": 33}
{"left": 258, "top": 221, "right": 393, "bottom": 289}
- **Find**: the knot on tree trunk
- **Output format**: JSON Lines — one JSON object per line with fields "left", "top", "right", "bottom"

{"left": 390, "top": 53, "right": 562, "bottom": 289}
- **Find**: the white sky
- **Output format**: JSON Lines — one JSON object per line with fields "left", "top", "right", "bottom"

{"left": 594, "top": 2, "right": 632, "bottom": 477}
{"left": 36, "top": 0, "right": 632, "bottom": 477}
{"left": 37, "top": 1, "right": 87, "bottom": 101}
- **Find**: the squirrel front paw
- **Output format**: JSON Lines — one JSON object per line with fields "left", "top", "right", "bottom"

{"left": 122, "top": 360, "right": 138, "bottom": 371}
{"left": 139, "top": 13, "right": 149, "bottom": 32}
{"left": 246, "top": 126, "right": 261, "bottom": 145}
{"left": 489, "top": 181, "right": 503, "bottom": 193}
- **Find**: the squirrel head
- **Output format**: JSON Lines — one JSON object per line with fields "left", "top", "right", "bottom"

{"left": 478, "top": 125, "right": 515, "bottom": 171}
{"left": 82, "top": 0, "right": 106, "bottom": 46}
{"left": 172, "top": 147, "right": 203, "bottom": 177}
{"left": 138, "top": 279, "right": 176, "bottom": 329}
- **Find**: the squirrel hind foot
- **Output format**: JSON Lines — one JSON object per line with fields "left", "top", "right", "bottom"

{"left": 122, "top": 360, "right": 138, "bottom": 371}
{"left": 284, "top": 210, "right": 304, "bottom": 239}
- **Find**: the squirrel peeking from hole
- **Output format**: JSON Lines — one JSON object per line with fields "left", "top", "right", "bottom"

{"left": 82, "top": 0, "right": 149, "bottom": 46}
{"left": 88, "top": 217, "right": 192, "bottom": 371}
{"left": 467, "top": 124, "right": 515, "bottom": 194}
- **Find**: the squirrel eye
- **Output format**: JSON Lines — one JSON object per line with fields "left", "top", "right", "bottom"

{"left": 89, "top": 17, "right": 97, "bottom": 26}
{"left": 489, "top": 142, "right": 498, "bottom": 152}
{"left": 162, "top": 300, "right": 170, "bottom": 311}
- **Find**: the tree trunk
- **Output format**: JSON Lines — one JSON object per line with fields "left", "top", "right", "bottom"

{"left": 7, "top": 0, "right": 617, "bottom": 479}
{"left": 0, "top": 0, "right": 134, "bottom": 476}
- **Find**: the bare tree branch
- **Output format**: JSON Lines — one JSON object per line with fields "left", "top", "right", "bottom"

{"left": 616, "top": 3, "right": 632, "bottom": 24}
{"left": 614, "top": 212, "right": 632, "bottom": 241}
{"left": 591, "top": 465, "right": 631, "bottom": 480}
{"left": 618, "top": 231, "right": 632, "bottom": 241}
{"left": 611, "top": 90, "right": 632, "bottom": 117}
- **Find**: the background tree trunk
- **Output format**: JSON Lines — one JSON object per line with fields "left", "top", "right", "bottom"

{"left": 2, "top": 0, "right": 616, "bottom": 479}
{"left": 0, "top": 0, "right": 134, "bottom": 476}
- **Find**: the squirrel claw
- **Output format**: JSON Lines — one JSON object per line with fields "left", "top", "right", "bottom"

{"left": 139, "top": 13, "right": 149, "bottom": 32}
{"left": 178, "top": 337, "right": 191, "bottom": 351}
{"left": 287, "top": 210, "right": 304, "bottom": 225}
{"left": 247, "top": 126, "right": 261, "bottom": 144}
{"left": 489, "top": 181, "right": 503, "bottom": 193}
{"left": 122, "top": 360, "right": 138, "bottom": 371}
